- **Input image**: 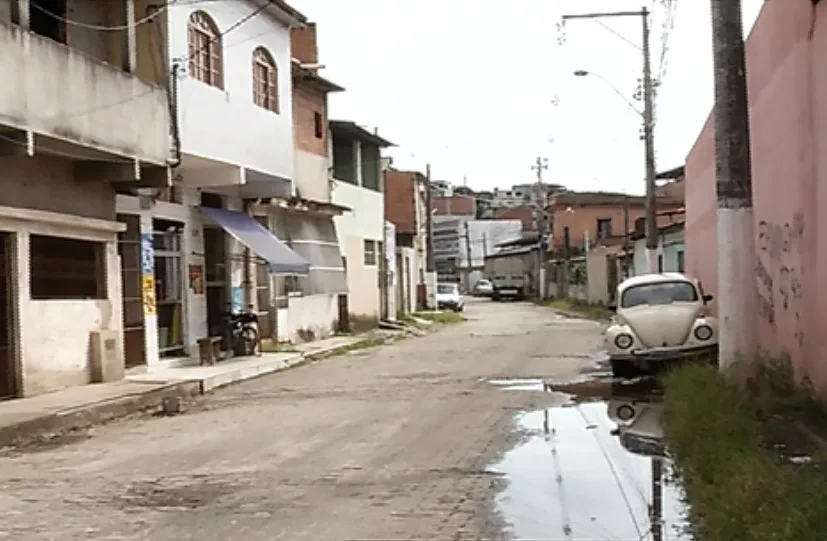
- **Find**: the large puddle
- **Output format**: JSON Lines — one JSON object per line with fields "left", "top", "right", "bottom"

{"left": 488, "top": 378, "right": 691, "bottom": 540}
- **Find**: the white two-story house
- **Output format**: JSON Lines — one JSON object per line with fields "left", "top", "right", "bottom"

{"left": 114, "top": 0, "right": 310, "bottom": 369}
{"left": 0, "top": 0, "right": 171, "bottom": 397}
{"left": 250, "top": 23, "right": 349, "bottom": 343}
{"left": 329, "top": 120, "right": 393, "bottom": 329}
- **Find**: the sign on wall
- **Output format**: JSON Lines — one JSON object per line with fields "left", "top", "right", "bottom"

{"left": 140, "top": 233, "right": 156, "bottom": 316}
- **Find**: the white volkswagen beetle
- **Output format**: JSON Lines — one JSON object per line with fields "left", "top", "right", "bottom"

{"left": 605, "top": 272, "right": 717, "bottom": 377}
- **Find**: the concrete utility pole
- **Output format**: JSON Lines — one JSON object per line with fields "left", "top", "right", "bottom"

{"left": 424, "top": 164, "right": 436, "bottom": 310}
{"left": 463, "top": 221, "right": 473, "bottom": 292}
{"left": 562, "top": 7, "right": 659, "bottom": 273}
{"left": 531, "top": 157, "right": 549, "bottom": 299}
{"left": 710, "top": 0, "right": 757, "bottom": 373}
{"left": 651, "top": 458, "right": 664, "bottom": 541}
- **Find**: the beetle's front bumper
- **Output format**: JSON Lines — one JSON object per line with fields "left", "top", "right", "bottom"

{"left": 611, "top": 343, "right": 718, "bottom": 363}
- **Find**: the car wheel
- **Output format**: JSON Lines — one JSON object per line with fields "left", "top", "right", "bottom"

{"left": 611, "top": 358, "right": 639, "bottom": 379}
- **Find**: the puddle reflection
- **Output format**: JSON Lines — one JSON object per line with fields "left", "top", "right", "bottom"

{"left": 489, "top": 379, "right": 691, "bottom": 540}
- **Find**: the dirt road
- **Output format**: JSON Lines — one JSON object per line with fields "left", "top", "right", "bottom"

{"left": 0, "top": 300, "right": 605, "bottom": 541}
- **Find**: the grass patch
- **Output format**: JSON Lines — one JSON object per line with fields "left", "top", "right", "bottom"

{"left": 543, "top": 299, "right": 612, "bottom": 321}
{"left": 412, "top": 311, "right": 466, "bottom": 324}
{"left": 662, "top": 360, "right": 827, "bottom": 541}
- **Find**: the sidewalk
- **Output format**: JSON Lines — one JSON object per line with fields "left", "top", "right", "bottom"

{"left": 0, "top": 333, "right": 381, "bottom": 448}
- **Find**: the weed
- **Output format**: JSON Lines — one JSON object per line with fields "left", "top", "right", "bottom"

{"left": 413, "top": 311, "right": 466, "bottom": 324}
{"left": 543, "top": 298, "right": 612, "bottom": 321}
{"left": 662, "top": 361, "right": 827, "bottom": 541}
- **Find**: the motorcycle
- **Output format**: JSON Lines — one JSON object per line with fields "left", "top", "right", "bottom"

{"left": 220, "top": 305, "right": 260, "bottom": 357}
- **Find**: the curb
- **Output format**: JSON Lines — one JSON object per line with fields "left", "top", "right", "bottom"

{"left": 0, "top": 381, "right": 201, "bottom": 448}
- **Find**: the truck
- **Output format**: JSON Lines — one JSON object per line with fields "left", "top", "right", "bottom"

{"left": 483, "top": 246, "right": 535, "bottom": 301}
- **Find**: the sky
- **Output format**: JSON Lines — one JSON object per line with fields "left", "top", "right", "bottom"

{"left": 288, "top": 0, "right": 765, "bottom": 195}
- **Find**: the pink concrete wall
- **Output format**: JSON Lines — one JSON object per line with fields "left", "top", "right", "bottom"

{"left": 685, "top": 0, "right": 827, "bottom": 390}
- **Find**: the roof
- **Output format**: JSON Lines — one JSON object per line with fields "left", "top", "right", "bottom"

{"left": 266, "top": 194, "right": 350, "bottom": 215}
{"left": 329, "top": 120, "right": 395, "bottom": 147}
{"left": 619, "top": 272, "right": 692, "bottom": 291}
{"left": 291, "top": 60, "right": 344, "bottom": 92}
{"left": 496, "top": 231, "right": 539, "bottom": 248}
{"left": 655, "top": 165, "right": 686, "bottom": 180}
{"left": 264, "top": 0, "right": 308, "bottom": 26}
{"left": 629, "top": 219, "right": 685, "bottom": 241}
{"left": 549, "top": 190, "right": 683, "bottom": 207}
{"left": 485, "top": 245, "right": 537, "bottom": 259}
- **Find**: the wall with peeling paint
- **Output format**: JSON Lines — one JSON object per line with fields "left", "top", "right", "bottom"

{"left": 685, "top": 0, "right": 827, "bottom": 390}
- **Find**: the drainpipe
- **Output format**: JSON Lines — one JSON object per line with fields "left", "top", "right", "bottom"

{"left": 167, "top": 62, "right": 182, "bottom": 169}
{"left": 242, "top": 200, "right": 254, "bottom": 313}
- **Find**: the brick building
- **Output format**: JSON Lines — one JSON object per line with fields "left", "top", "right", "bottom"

{"left": 546, "top": 191, "right": 683, "bottom": 255}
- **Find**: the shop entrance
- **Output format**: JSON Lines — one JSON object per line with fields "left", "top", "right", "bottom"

{"left": 153, "top": 219, "right": 186, "bottom": 357}
{"left": 0, "top": 233, "right": 18, "bottom": 399}
{"left": 201, "top": 192, "right": 229, "bottom": 337}
{"left": 117, "top": 214, "right": 146, "bottom": 368}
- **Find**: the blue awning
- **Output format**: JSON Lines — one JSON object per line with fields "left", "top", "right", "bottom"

{"left": 199, "top": 207, "right": 310, "bottom": 275}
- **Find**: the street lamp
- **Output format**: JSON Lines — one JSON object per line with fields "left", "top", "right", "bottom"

{"left": 562, "top": 7, "right": 658, "bottom": 274}
{"left": 572, "top": 70, "right": 643, "bottom": 117}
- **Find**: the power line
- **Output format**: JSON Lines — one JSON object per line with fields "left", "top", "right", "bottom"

{"left": 29, "top": 0, "right": 175, "bottom": 30}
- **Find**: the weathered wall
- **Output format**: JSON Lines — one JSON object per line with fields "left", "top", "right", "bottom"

{"left": 684, "top": 0, "right": 827, "bottom": 389}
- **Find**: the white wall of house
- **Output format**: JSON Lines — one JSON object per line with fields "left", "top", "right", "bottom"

{"left": 331, "top": 180, "right": 383, "bottom": 320}
{"left": 282, "top": 294, "right": 338, "bottom": 342}
{"left": 167, "top": 0, "right": 295, "bottom": 179}
{"left": 0, "top": 205, "right": 124, "bottom": 397}
{"left": 295, "top": 150, "right": 329, "bottom": 202}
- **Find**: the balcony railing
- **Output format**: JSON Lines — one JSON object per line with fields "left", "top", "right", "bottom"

{"left": 0, "top": 20, "right": 170, "bottom": 165}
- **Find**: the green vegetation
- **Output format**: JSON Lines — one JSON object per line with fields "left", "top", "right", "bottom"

{"left": 259, "top": 339, "right": 298, "bottom": 353}
{"left": 544, "top": 299, "right": 613, "bottom": 321}
{"left": 412, "top": 311, "right": 466, "bottom": 325}
{"left": 662, "top": 360, "right": 827, "bottom": 541}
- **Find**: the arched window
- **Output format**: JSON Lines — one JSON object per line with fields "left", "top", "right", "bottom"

{"left": 252, "top": 47, "right": 279, "bottom": 113}
{"left": 187, "top": 11, "right": 223, "bottom": 89}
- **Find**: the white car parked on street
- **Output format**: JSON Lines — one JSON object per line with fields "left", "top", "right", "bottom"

{"left": 605, "top": 273, "right": 717, "bottom": 377}
{"left": 436, "top": 282, "right": 464, "bottom": 312}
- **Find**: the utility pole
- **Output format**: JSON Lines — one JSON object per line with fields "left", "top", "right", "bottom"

{"left": 641, "top": 7, "right": 658, "bottom": 273}
{"left": 463, "top": 221, "right": 473, "bottom": 292}
{"left": 651, "top": 458, "right": 664, "bottom": 541}
{"left": 482, "top": 232, "right": 488, "bottom": 259}
{"left": 562, "top": 7, "right": 659, "bottom": 273}
{"left": 710, "top": 0, "right": 757, "bottom": 373}
{"left": 623, "top": 194, "right": 631, "bottom": 278}
{"left": 424, "top": 164, "right": 436, "bottom": 310}
{"left": 531, "top": 157, "right": 549, "bottom": 299}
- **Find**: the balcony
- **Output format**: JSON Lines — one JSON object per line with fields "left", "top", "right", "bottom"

{"left": 0, "top": 19, "right": 170, "bottom": 166}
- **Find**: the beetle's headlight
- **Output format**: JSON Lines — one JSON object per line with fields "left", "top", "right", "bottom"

{"left": 694, "top": 325, "right": 713, "bottom": 341}
{"left": 616, "top": 404, "right": 636, "bottom": 421}
{"left": 614, "top": 333, "right": 634, "bottom": 349}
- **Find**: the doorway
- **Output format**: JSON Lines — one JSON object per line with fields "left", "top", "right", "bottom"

{"left": 117, "top": 214, "right": 146, "bottom": 368}
{"left": 201, "top": 192, "right": 228, "bottom": 337}
{"left": 154, "top": 219, "right": 186, "bottom": 357}
{"left": 0, "top": 233, "right": 19, "bottom": 400}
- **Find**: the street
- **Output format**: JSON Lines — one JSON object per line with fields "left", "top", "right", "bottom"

{"left": 0, "top": 300, "right": 606, "bottom": 541}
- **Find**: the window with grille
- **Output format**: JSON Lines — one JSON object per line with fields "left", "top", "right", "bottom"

{"left": 252, "top": 47, "right": 279, "bottom": 113}
{"left": 187, "top": 11, "right": 223, "bottom": 89}
{"left": 30, "top": 235, "right": 106, "bottom": 300}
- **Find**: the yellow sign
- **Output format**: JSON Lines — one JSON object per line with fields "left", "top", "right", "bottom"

{"left": 142, "top": 275, "right": 157, "bottom": 316}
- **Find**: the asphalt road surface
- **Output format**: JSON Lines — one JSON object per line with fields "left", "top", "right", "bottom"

{"left": 0, "top": 299, "right": 605, "bottom": 541}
